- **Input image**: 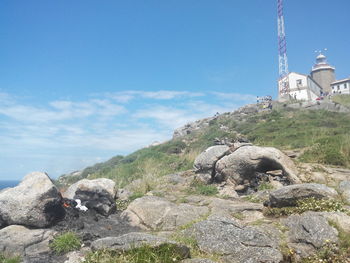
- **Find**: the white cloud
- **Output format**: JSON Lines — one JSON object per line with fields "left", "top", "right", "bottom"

{"left": 212, "top": 92, "right": 256, "bottom": 102}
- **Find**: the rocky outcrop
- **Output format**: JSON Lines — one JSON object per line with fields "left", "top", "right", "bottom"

{"left": 185, "top": 216, "right": 283, "bottom": 263}
{"left": 215, "top": 146, "right": 300, "bottom": 186}
{"left": 121, "top": 196, "right": 209, "bottom": 231}
{"left": 181, "top": 259, "right": 217, "bottom": 263}
{"left": 268, "top": 183, "right": 338, "bottom": 207}
{"left": 0, "top": 172, "right": 64, "bottom": 228}
{"left": 284, "top": 212, "right": 339, "bottom": 258}
{"left": 63, "top": 178, "right": 116, "bottom": 216}
{"left": 0, "top": 225, "right": 55, "bottom": 261}
{"left": 91, "top": 232, "right": 190, "bottom": 259}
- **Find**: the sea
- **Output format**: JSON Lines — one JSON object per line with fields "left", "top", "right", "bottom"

{"left": 0, "top": 180, "right": 20, "bottom": 190}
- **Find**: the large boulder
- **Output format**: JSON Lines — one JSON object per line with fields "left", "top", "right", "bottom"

{"left": 268, "top": 183, "right": 338, "bottom": 208}
{"left": 63, "top": 178, "right": 116, "bottom": 216}
{"left": 0, "top": 225, "right": 55, "bottom": 261}
{"left": 185, "top": 216, "right": 283, "bottom": 263}
{"left": 91, "top": 232, "right": 190, "bottom": 259}
{"left": 194, "top": 145, "right": 230, "bottom": 173}
{"left": 284, "top": 212, "right": 339, "bottom": 258}
{"left": 0, "top": 172, "right": 64, "bottom": 228}
{"left": 121, "top": 196, "right": 209, "bottom": 231}
{"left": 215, "top": 145, "right": 300, "bottom": 185}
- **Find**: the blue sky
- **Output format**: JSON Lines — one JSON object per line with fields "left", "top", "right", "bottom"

{"left": 1, "top": 0, "right": 349, "bottom": 180}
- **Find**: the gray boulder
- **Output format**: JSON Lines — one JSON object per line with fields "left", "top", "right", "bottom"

{"left": 185, "top": 216, "right": 283, "bottom": 263}
{"left": 181, "top": 259, "right": 217, "bottom": 263}
{"left": 194, "top": 145, "right": 230, "bottom": 173}
{"left": 91, "top": 232, "right": 190, "bottom": 259}
{"left": 338, "top": 181, "right": 350, "bottom": 203}
{"left": 284, "top": 212, "right": 339, "bottom": 258}
{"left": 269, "top": 183, "right": 338, "bottom": 207}
{"left": 0, "top": 225, "right": 55, "bottom": 260}
{"left": 0, "top": 172, "right": 64, "bottom": 228}
{"left": 63, "top": 178, "right": 116, "bottom": 216}
{"left": 121, "top": 196, "right": 209, "bottom": 231}
{"left": 215, "top": 146, "right": 300, "bottom": 185}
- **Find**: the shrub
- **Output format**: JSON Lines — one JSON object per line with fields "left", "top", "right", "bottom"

{"left": 264, "top": 197, "right": 348, "bottom": 217}
{"left": 50, "top": 232, "right": 82, "bottom": 254}
{"left": 84, "top": 244, "right": 186, "bottom": 263}
{"left": 0, "top": 254, "right": 21, "bottom": 263}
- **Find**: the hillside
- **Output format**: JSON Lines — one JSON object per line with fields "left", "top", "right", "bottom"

{"left": 56, "top": 95, "right": 350, "bottom": 189}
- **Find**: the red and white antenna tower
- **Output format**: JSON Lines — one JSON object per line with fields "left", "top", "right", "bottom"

{"left": 277, "top": 0, "right": 290, "bottom": 97}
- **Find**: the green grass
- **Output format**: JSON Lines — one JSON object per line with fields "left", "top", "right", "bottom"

{"left": 186, "top": 178, "right": 218, "bottom": 196}
{"left": 332, "top": 94, "right": 350, "bottom": 108}
{"left": 50, "top": 232, "right": 82, "bottom": 254}
{"left": 84, "top": 244, "right": 187, "bottom": 263}
{"left": 0, "top": 254, "right": 21, "bottom": 263}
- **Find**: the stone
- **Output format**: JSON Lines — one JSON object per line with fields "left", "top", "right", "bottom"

{"left": 121, "top": 196, "right": 209, "bottom": 231}
{"left": 0, "top": 172, "right": 64, "bottom": 228}
{"left": 215, "top": 146, "right": 301, "bottom": 185}
{"left": 194, "top": 145, "right": 230, "bottom": 174}
{"left": 63, "top": 178, "right": 117, "bottom": 216}
{"left": 116, "top": 188, "right": 133, "bottom": 201}
{"left": 268, "top": 183, "right": 338, "bottom": 207}
{"left": 319, "top": 212, "right": 350, "bottom": 233}
{"left": 338, "top": 181, "right": 350, "bottom": 203}
{"left": 217, "top": 184, "right": 239, "bottom": 198}
{"left": 0, "top": 225, "right": 55, "bottom": 259}
{"left": 91, "top": 232, "right": 190, "bottom": 259}
{"left": 284, "top": 212, "right": 339, "bottom": 258}
{"left": 185, "top": 216, "right": 283, "bottom": 263}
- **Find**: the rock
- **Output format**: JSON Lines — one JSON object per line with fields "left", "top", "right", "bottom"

{"left": 268, "top": 183, "right": 338, "bottom": 207}
{"left": 185, "top": 216, "right": 283, "bottom": 263}
{"left": 0, "top": 225, "right": 55, "bottom": 260}
{"left": 217, "top": 184, "right": 239, "bottom": 198}
{"left": 319, "top": 212, "right": 350, "bottom": 233}
{"left": 63, "top": 178, "right": 116, "bottom": 216}
{"left": 116, "top": 188, "right": 132, "bottom": 201}
{"left": 338, "top": 181, "right": 350, "bottom": 203}
{"left": 91, "top": 232, "right": 190, "bottom": 259}
{"left": 215, "top": 146, "right": 301, "bottom": 186}
{"left": 284, "top": 212, "right": 339, "bottom": 258}
{"left": 0, "top": 172, "right": 64, "bottom": 228}
{"left": 64, "top": 248, "right": 91, "bottom": 263}
{"left": 194, "top": 145, "right": 230, "bottom": 174}
{"left": 121, "top": 196, "right": 209, "bottom": 231}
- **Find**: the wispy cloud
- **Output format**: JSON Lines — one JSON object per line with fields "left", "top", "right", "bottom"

{"left": 0, "top": 90, "right": 254, "bottom": 179}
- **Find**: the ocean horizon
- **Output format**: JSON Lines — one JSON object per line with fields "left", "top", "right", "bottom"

{"left": 0, "top": 180, "right": 20, "bottom": 190}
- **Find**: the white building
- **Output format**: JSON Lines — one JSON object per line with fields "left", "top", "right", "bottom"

{"left": 331, "top": 78, "right": 350, "bottom": 95}
{"left": 278, "top": 72, "right": 322, "bottom": 101}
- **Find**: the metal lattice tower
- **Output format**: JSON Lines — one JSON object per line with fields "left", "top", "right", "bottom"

{"left": 277, "top": 0, "right": 290, "bottom": 95}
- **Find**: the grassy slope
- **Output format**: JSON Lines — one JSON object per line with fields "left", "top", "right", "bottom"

{"left": 58, "top": 98, "right": 350, "bottom": 187}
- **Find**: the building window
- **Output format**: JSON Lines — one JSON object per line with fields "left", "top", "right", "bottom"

{"left": 296, "top": 79, "right": 302, "bottom": 86}
{"left": 338, "top": 85, "right": 340, "bottom": 90}
{"left": 345, "top": 83, "right": 348, "bottom": 89}
{"left": 332, "top": 86, "right": 335, "bottom": 90}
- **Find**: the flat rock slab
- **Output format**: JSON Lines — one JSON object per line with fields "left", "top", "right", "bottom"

{"left": 181, "top": 259, "right": 218, "bottom": 263}
{"left": 122, "top": 196, "right": 209, "bottom": 231}
{"left": 0, "top": 225, "right": 55, "bottom": 260}
{"left": 185, "top": 216, "right": 283, "bottom": 263}
{"left": 0, "top": 172, "right": 64, "bottom": 228}
{"left": 338, "top": 181, "right": 350, "bottom": 203}
{"left": 269, "top": 183, "right": 338, "bottom": 207}
{"left": 91, "top": 232, "right": 190, "bottom": 259}
{"left": 283, "top": 212, "right": 339, "bottom": 258}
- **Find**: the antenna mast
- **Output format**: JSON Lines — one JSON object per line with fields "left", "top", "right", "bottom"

{"left": 277, "top": 0, "right": 290, "bottom": 96}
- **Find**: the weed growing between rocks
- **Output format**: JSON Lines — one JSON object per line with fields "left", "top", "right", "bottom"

{"left": 0, "top": 254, "right": 21, "bottom": 263}
{"left": 115, "top": 199, "right": 131, "bottom": 211}
{"left": 84, "top": 244, "right": 185, "bottom": 263}
{"left": 187, "top": 178, "right": 218, "bottom": 196}
{"left": 301, "top": 241, "right": 350, "bottom": 263}
{"left": 50, "top": 232, "right": 82, "bottom": 254}
{"left": 242, "top": 195, "right": 262, "bottom": 203}
{"left": 264, "top": 197, "right": 348, "bottom": 217}
{"left": 257, "top": 182, "right": 274, "bottom": 191}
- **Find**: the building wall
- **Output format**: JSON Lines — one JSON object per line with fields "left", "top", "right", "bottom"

{"left": 331, "top": 80, "right": 350, "bottom": 95}
{"left": 311, "top": 68, "right": 335, "bottom": 94}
